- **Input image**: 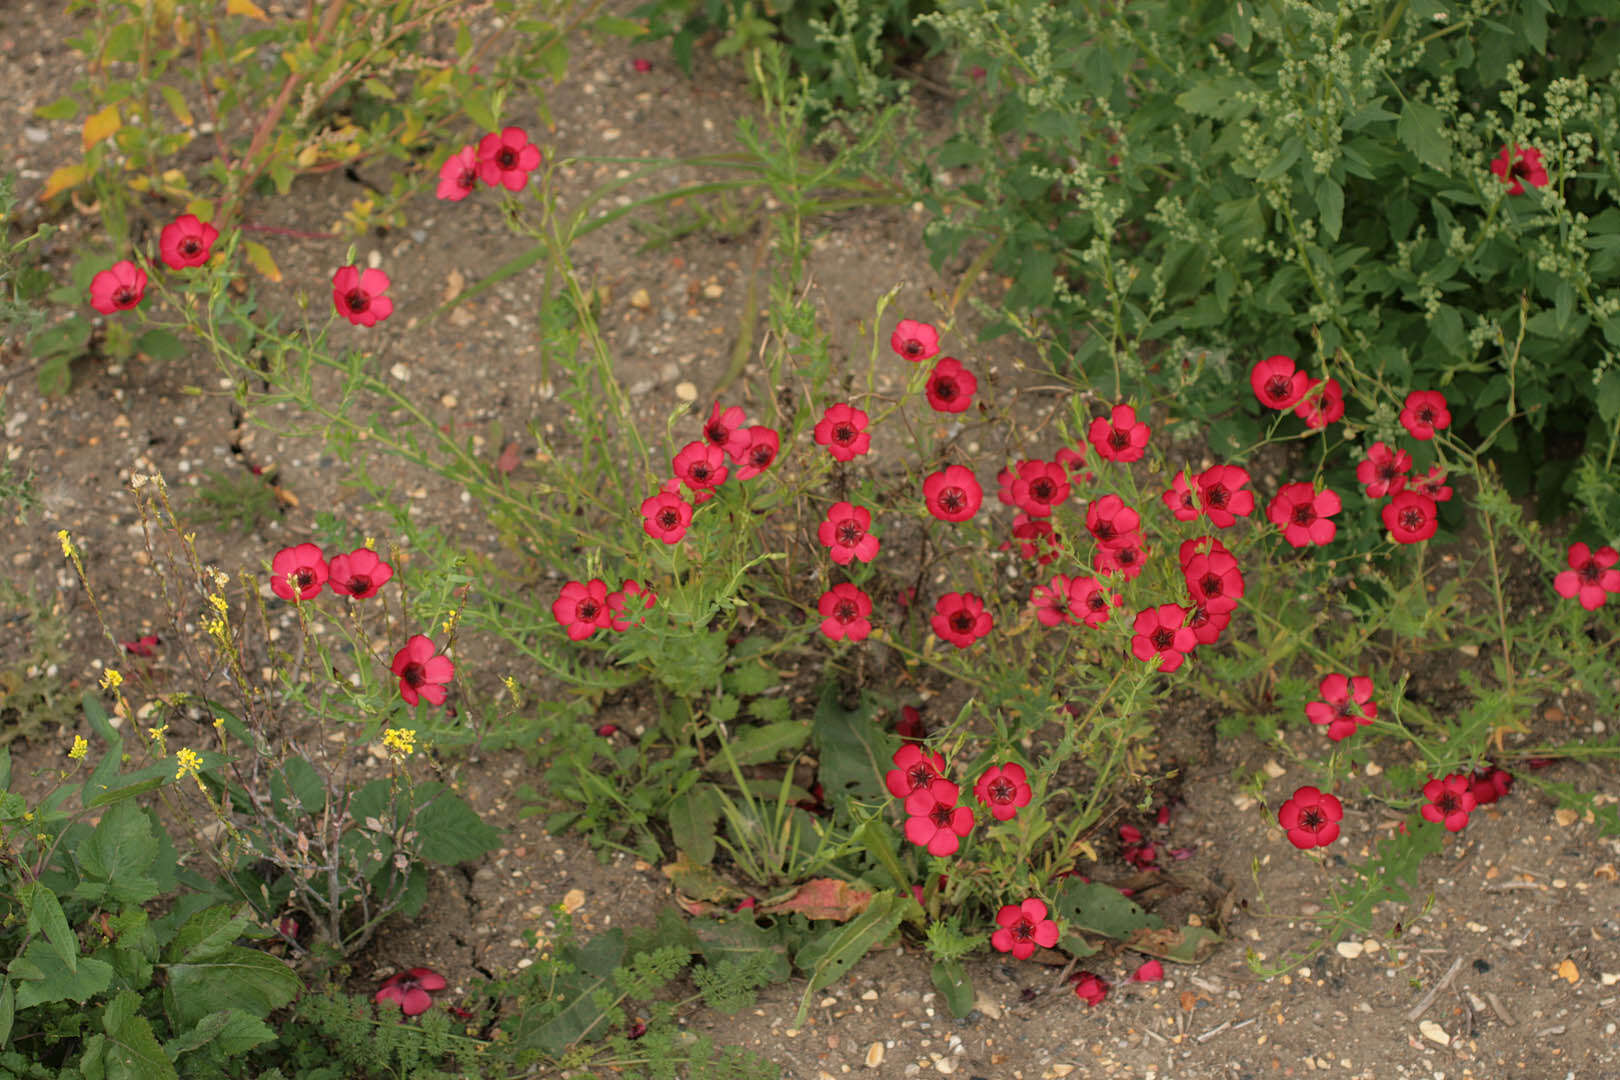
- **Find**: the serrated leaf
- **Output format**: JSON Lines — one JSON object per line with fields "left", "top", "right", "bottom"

{"left": 101, "top": 989, "right": 178, "bottom": 1080}
{"left": 83, "top": 104, "right": 120, "bottom": 151}
{"left": 80, "top": 801, "right": 161, "bottom": 905}
{"left": 706, "top": 721, "right": 809, "bottom": 769}
{"left": 0, "top": 980, "right": 13, "bottom": 1048}
{"left": 669, "top": 784, "right": 723, "bottom": 866}
{"left": 1051, "top": 879, "right": 1162, "bottom": 940}
{"left": 20, "top": 881, "right": 77, "bottom": 973}
{"left": 40, "top": 163, "right": 87, "bottom": 201}
{"left": 242, "top": 240, "right": 281, "bottom": 282}
{"left": 226, "top": 0, "right": 268, "bottom": 18}
{"left": 1397, "top": 101, "right": 1448, "bottom": 172}
{"left": 811, "top": 683, "right": 893, "bottom": 806}
{"left": 10, "top": 940, "right": 112, "bottom": 1009}
{"left": 412, "top": 785, "right": 501, "bottom": 865}
{"left": 165, "top": 947, "right": 299, "bottom": 1028}
{"left": 165, "top": 1009, "right": 276, "bottom": 1058}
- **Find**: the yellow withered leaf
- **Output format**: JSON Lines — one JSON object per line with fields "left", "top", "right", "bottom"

{"left": 226, "top": 0, "right": 269, "bottom": 19}
{"left": 243, "top": 240, "right": 282, "bottom": 283}
{"left": 40, "top": 163, "right": 87, "bottom": 202}
{"left": 82, "top": 104, "right": 120, "bottom": 151}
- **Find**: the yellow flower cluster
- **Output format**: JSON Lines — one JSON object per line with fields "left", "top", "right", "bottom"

{"left": 99, "top": 668, "right": 123, "bottom": 690}
{"left": 68, "top": 735, "right": 89, "bottom": 760}
{"left": 58, "top": 529, "right": 75, "bottom": 558}
{"left": 174, "top": 747, "right": 202, "bottom": 781}
{"left": 381, "top": 728, "right": 417, "bottom": 757}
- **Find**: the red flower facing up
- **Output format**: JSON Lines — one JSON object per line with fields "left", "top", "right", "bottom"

{"left": 818, "top": 502, "right": 881, "bottom": 565}
{"left": 641, "top": 490, "right": 693, "bottom": 544}
{"left": 1003, "top": 513, "right": 1062, "bottom": 565}
{"left": 328, "top": 547, "right": 394, "bottom": 599}
{"left": 1412, "top": 466, "right": 1453, "bottom": 503}
{"left": 672, "top": 440, "right": 728, "bottom": 501}
{"left": 1553, "top": 542, "right": 1620, "bottom": 611}
{"left": 1131, "top": 959, "right": 1165, "bottom": 983}
{"left": 1055, "top": 445, "right": 1093, "bottom": 484}
{"left": 552, "top": 579, "right": 612, "bottom": 640}
{"left": 923, "top": 465, "right": 982, "bottom": 522}
{"left": 1089, "top": 403, "right": 1152, "bottom": 463}
{"left": 925, "top": 357, "right": 977, "bottom": 412}
{"left": 1163, "top": 470, "right": 1199, "bottom": 522}
{"left": 374, "top": 967, "right": 447, "bottom": 1016}
{"left": 1071, "top": 576, "right": 1123, "bottom": 627}
{"left": 1182, "top": 550, "right": 1244, "bottom": 615}
{"left": 974, "top": 763, "right": 1032, "bottom": 821}
{"left": 1183, "top": 603, "right": 1231, "bottom": 646}
{"left": 891, "top": 318, "right": 940, "bottom": 362}
{"left": 271, "top": 543, "right": 328, "bottom": 602}
{"left": 1250, "top": 354, "right": 1309, "bottom": 410}
{"left": 1004, "top": 459, "right": 1071, "bottom": 517}
{"left": 1304, "top": 674, "right": 1378, "bottom": 742}
{"left": 477, "top": 126, "right": 543, "bottom": 191}
{"left": 606, "top": 581, "right": 656, "bottom": 631}
{"left": 1399, "top": 391, "right": 1451, "bottom": 441}
{"left": 159, "top": 213, "right": 220, "bottom": 269}
{"left": 1278, "top": 786, "right": 1342, "bottom": 849}
{"left": 1131, "top": 604, "right": 1198, "bottom": 672}
{"left": 885, "top": 744, "right": 946, "bottom": 800}
{"left": 122, "top": 634, "right": 161, "bottom": 657}
{"left": 1031, "top": 575, "right": 1088, "bottom": 628}
{"left": 1085, "top": 494, "right": 1141, "bottom": 549}
{"left": 1356, "top": 442, "right": 1412, "bottom": 498}
{"left": 1093, "top": 540, "right": 1149, "bottom": 581}
{"left": 332, "top": 266, "right": 394, "bottom": 327}
{"left": 436, "top": 145, "right": 480, "bottom": 201}
{"left": 1469, "top": 766, "right": 1514, "bottom": 806}
{"left": 1382, "top": 490, "right": 1439, "bottom": 544}
{"left": 1293, "top": 377, "right": 1345, "bottom": 429}
{"left": 1196, "top": 464, "right": 1255, "bottom": 528}
{"left": 1267, "top": 483, "right": 1341, "bottom": 547}
{"left": 1421, "top": 774, "right": 1477, "bottom": 832}
{"left": 703, "top": 403, "right": 752, "bottom": 461}
{"left": 990, "top": 898, "right": 1058, "bottom": 960}
{"left": 814, "top": 403, "right": 871, "bottom": 462}
{"left": 1178, "top": 535, "right": 1231, "bottom": 570}
{"left": 1071, "top": 973, "right": 1109, "bottom": 1007}
{"left": 932, "top": 592, "right": 993, "bottom": 648}
{"left": 735, "top": 426, "right": 779, "bottom": 479}
{"left": 904, "top": 791, "right": 975, "bottom": 856}
{"left": 818, "top": 583, "right": 873, "bottom": 642}
{"left": 390, "top": 636, "right": 454, "bottom": 707}
{"left": 89, "top": 260, "right": 147, "bottom": 314}
{"left": 1491, "top": 143, "right": 1549, "bottom": 196}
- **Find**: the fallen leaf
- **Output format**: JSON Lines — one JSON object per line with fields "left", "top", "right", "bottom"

{"left": 243, "top": 240, "right": 282, "bottom": 282}
{"left": 82, "top": 104, "right": 120, "bottom": 151}
{"left": 561, "top": 888, "right": 585, "bottom": 914}
{"left": 758, "top": 878, "right": 872, "bottom": 921}
{"left": 1554, "top": 808, "right": 1579, "bottom": 827}
{"left": 1556, "top": 958, "right": 1579, "bottom": 984}
{"left": 1418, "top": 1019, "right": 1450, "bottom": 1046}
{"left": 443, "top": 268, "right": 465, "bottom": 303}
{"left": 39, "top": 163, "right": 87, "bottom": 202}
{"left": 226, "top": 0, "right": 269, "bottom": 18}
{"left": 495, "top": 441, "right": 521, "bottom": 475}
{"left": 1124, "top": 923, "right": 1222, "bottom": 964}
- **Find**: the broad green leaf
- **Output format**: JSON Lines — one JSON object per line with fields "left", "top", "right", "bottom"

{"left": 811, "top": 684, "right": 893, "bottom": 806}
{"left": 100, "top": 989, "right": 178, "bottom": 1080}
{"left": 9, "top": 940, "right": 113, "bottom": 1009}
{"left": 134, "top": 328, "right": 186, "bottom": 361}
{"left": 793, "top": 891, "right": 902, "bottom": 1023}
{"left": 1397, "top": 101, "right": 1448, "bottom": 172}
{"left": 36, "top": 95, "right": 79, "bottom": 120}
{"left": 0, "top": 979, "right": 13, "bottom": 1048}
{"left": 931, "top": 959, "right": 974, "bottom": 1018}
{"left": 164, "top": 948, "right": 299, "bottom": 1029}
{"left": 412, "top": 785, "right": 501, "bottom": 865}
{"left": 592, "top": 15, "right": 646, "bottom": 36}
{"left": 669, "top": 784, "right": 723, "bottom": 865}
{"left": 1315, "top": 178, "right": 1344, "bottom": 242}
{"left": 164, "top": 1009, "right": 277, "bottom": 1058}
{"left": 21, "top": 881, "right": 77, "bottom": 973}
{"left": 1051, "top": 879, "right": 1162, "bottom": 940}
{"left": 80, "top": 801, "right": 161, "bottom": 905}
{"left": 706, "top": 722, "right": 809, "bottom": 769}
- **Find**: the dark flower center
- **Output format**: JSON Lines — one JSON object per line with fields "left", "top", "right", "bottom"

{"left": 1093, "top": 520, "right": 1117, "bottom": 543}
{"left": 906, "top": 765, "right": 935, "bottom": 791}
{"left": 1086, "top": 591, "right": 1107, "bottom": 611}
{"left": 1337, "top": 700, "right": 1361, "bottom": 720}
{"left": 933, "top": 377, "right": 958, "bottom": 400}
{"left": 1205, "top": 484, "right": 1230, "bottom": 508}
{"left": 1116, "top": 547, "right": 1140, "bottom": 566}
{"left": 1435, "top": 792, "right": 1460, "bottom": 814}
{"left": 458, "top": 167, "right": 476, "bottom": 188}
{"left": 1577, "top": 561, "right": 1601, "bottom": 583}
{"left": 180, "top": 237, "right": 202, "bottom": 256}
{"left": 988, "top": 778, "right": 1016, "bottom": 803}
{"left": 1198, "top": 572, "right": 1223, "bottom": 597}
{"left": 401, "top": 662, "right": 426, "bottom": 688}
{"left": 748, "top": 445, "right": 773, "bottom": 467}
{"left": 657, "top": 508, "right": 680, "bottom": 529}
{"left": 949, "top": 611, "right": 975, "bottom": 633}
{"left": 577, "top": 600, "right": 600, "bottom": 621}
{"left": 1010, "top": 917, "right": 1035, "bottom": 942}
{"left": 836, "top": 521, "right": 864, "bottom": 546}
{"left": 928, "top": 803, "right": 955, "bottom": 828}
{"left": 1398, "top": 507, "right": 1426, "bottom": 531}
{"left": 346, "top": 574, "right": 372, "bottom": 595}
{"left": 939, "top": 488, "right": 964, "bottom": 512}
{"left": 345, "top": 289, "right": 370, "bottom": 312}
{"left": 902, "top": 339, "right": 922, "bottom": 357}
{"left": 295, "top": 568, "right": 316, "bottom": 588}
{"left": 1377, "top": 461, "right": 1401, "bottom": 482}
{"left": 834, "top": 599, "right": 858, "bottom": 621}
{"left": 1416, "top": 406, "right": 1436, "bottom": 424}
{"left": 1150, "top": 627, "right": 1176, "bottom": 649}
{"left": 1264, "top": 374, "right": 1294, "bottom": 401}
{"left": 1030, "top": 478, "right": 1056, "bottom": 502}
{"left": 689, "top": 462, "right": 711, "bottom": 482}
{"left": 113, "top": 286, "right": 139, "bottom": 306}
{"left": 705, "top": 421, "right": 729, "bottom": 444}
{"left": 1292, "top": 504, "right": 1317, "bottom": 525}
{"left": 1108, "top": 429, "right": 1130, "bottom": 450}
{"left": 1512, "top": 158, "right": 1532, "bottom": 179}
{"left": 833, "top": 423, "right": 856, "bottom": 443}
{"left": 496, "top": 147, "right": 518, "bottom": 169}
{"left": 1299, "top": 806, "right": 1325, "bottom": 830}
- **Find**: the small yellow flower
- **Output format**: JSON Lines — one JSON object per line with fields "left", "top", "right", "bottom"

{"left": 147, "top": 724, "right": 169, "bottom": 742}
{"left": 381, "top": 728, "right": 417, "bottom": 757}
{"left": 364, "top": 536, "right": 376, "bottom": 550}
{"left": 209, "top": 594, "right": 229, "bottom": 613}
{"left": 502, "top": 675, "right": 519, "bottom": 695}
{"left": 213, "top": 716, "right": 226, "bottom": 730}
{"left": 58, "top": 529, "right": 74, "bottom": 558}
{"left": 100, "top": 669, "right": 123, "bottom": 690}
{"left": 174, "top": 747, "right": 202, "bottom": 781}
{"left": 68, "top": 735, "right": 89, "bottom": 760}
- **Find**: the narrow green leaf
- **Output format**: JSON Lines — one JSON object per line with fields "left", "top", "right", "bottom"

{"left": 793, "top": 892, "right": 902, "bottom": 1024}
{"left": 1315, "top": 178, "right": 1344, "bottom": 242}
{"left": 931, "top": 959, "right": 975, "bottom": 1018}
{"left": 707, "top": 722, "right": 810, "bottom": 769}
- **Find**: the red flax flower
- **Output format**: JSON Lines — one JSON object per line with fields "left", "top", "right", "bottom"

{"left": 1412, "top": 466, "right": 1453, "bottom": 502}
{"left": 990, "top": 899, "right": 1058, "bottom": 960}
{"left": 436, "top": 145, "right": 480, "bottom": 201}
{"left": 328, "top": 548, "right": 394, "bottom": 599}
{"left": 1163, "top": 470, "right": 1199, "bottom": 522}
{"left": 1131, "top": 605, "right": 1197, "bottom": 672}
{"left": 1004, "top": 513, "right": 1062, "bottom": 564}
{"left": 1031, "top": 575, "right": 1088, "bottom": 628}
{"left": 672, "top": 440, "right": 728, "bottom": 501}
{"left": 904, "top": 791, "right": 974, "bottom": 856}
{"left": 1182, "top": 550, "right": 1244, "bottom": 615}
{"left": 552, "top": 579, "right": 612, "bottom": 640}
{"left": 1183, "top": 602, "right": 1231, "bottom": 645}
{"left": 974, "top": 763, "right": 1032, "bottom": 821}
{"left": 1088, "top": 403, "right": 1152, "bottom": 463}
{"left": 1131, "top": 959, "right": 1165, "bottom": 983}
{"left": 818, "top": 583, "right": 873, "bottom": 642}
{"left": 1491, "top": 143, "right": 1549, "bottom": 196}
{"left": 1277, "top": 786, "right": 1342, "bottom": 849}
{"left": 1293, "top": 377, "right": 1344, "bottom": 429}
{"left": 1093, "top": 539, "right": 1149, "bottom": 581}
{"left": 1399, "top": 391, "right": 1451, "bottom": 441}
{"left": 89, "top": 260, "right": 147, "bottom": 314}
{"left": 1195, "top": 464, "right": 1255, "bottom": 527}
{"left": 271, "top": 543, "right": 328, "bottom": 602}
{"left": 885, "top": 745, "right": 946, "bottom": 800}
{"left": 641, "top": 490, "right": 693, "bottom": 544}
{"left": 1071, "top": 973, "right": 1109, "bottom": 1007}
{"left": 923, "top": 465, "right": 982, "bottom": 522}
{"left": 1470, "top": 767, "right": 1514, "bottom": 806}
{"left": 1267, "top": 483, "right": 1341, "bottom": 547}
{"left": 122, "top": 634, "right": 161, "bottom": 657}
{"left": 1073, "top": 576, "right": 1123, "bottom": 627}
{"left": 891, "top": 318, "right": 940, "bottom": 362}
{"left": 1356, "top": 442, "right": 1412, "bottom": 498}
{"left": 703, "top": 403, "right": 752, "bottom": 461}
{"left": 735, "top": 426, "right": 779, "bottom": 479}
{"left": 374, "top": 967, "right": 447, "bottom": 1016}
{"left": 1421, "top": 774, "right": 1477, "bottom": 832}
{"left": 606, "top": 581, "right": 656, "bottom": 631}
{"left": 1250, "top": 354, "right": 1309, "bottom": 410}
{"left": 477, "top": 126, "right": 543, "bottom": 191}
{"left": 1382, "top": 491, "right": 1439, "bottom": 544}
{"left": 1085, "top": 494, "right": 1141, "bottom": 548}
{"left": 1305, "top": 674, "right": 1377, "bottom": 742}
{"left": 818, "top": 502, "right": 880, "bottom": 565}
{"left": 925, "top": 357, "right": 977, "bottom": 412}
{"left": 814, "top": 403, "right": 871, "bottom": 461}
{"left": 1178, "top": 535, "right": 1231, "bottom": 570}
{"left": 1553, "top": 542, "right": 1620, "bottom": 611}
{"left": 932, "top": 592, "right": 992, "bottom": 648}
{"left": 1004, "top": 459, "right": 1070, "bottom": 517}
{"left": 159, "top": 213, "right": 219, "bottom": 269}
{"left": 391, "top": 636, "right": 454, "bottom": 707}
{"left": 332, "top": 266, "right": 394, "bottom": 327}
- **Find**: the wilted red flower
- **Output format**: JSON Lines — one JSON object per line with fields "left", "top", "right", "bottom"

{"left": 1093, "top": 540, "right": 1149, "bottom": 581}
{"left": 1054, "top": 444, "right": 1092, "bottom": 484}
{"left": 1085, "top": 494, "right": 1140, "bottom": 548}
{"left": 328, "top": 547, "right": 394, "bottom": 599}
{"left": 1089, "top": 403, "right": 1151, "bottom": 463}
{"left": 1305, "top": 674, "right": 1378, "bottom": 742}
{"left": 1277, "top": 786, "right": 1343, "bottom": 849}
{"left": 1031, "top": 575, "right": 1087, "bottom": 628}
{"left": 1470, "top": 766, "right": 1514, "bottom": 806}
{"left": 1491, "top": 143, "right": 1548, "bottom": 195}
{"left": 390, "top": 636, "right": 454, "bottom": 707}
{"left": 1420, "top": 773, "right": 1477, "bottom": 832}
{"left": 886, "top": 744, "right": 946, "bottom": 800}
{"left": 703, "top": 403, "right": 752, "bottom": 461}
{"left": 1183, "top": 602, "right": 1231, "bottom": 646}
{"left": 1268, "top": 483, "right": 1341, "bottom": 547}
{"left": 436, "top": 145, "right": 480, "bottom": 201}
{"left": 1182, "top": 550, "right": 1244, "bottom": 614}
{"left": 1196, "top": 464, "right": 1255, "bottom": 527}
{"left": 925, "top": 357, "right": 977, "bottom": 412}
{"left": 332, "top": 266, "right": 394, "bottom": 327}
{"left": 1163, "top": 470, "right": 1199, "bottom": 521}
{"left": 122, "top": 634, "right": 161, "bottom": 657}
{"left": 904, "top": 791, "right": 975, "bottom": 856}
{"left": 974, "top": 763, "right": 1031, "bottom": 821}
{"left": 552, "top": 579, "right": 612, "bottom": 640}
{"left": 374, "top": 967, "right": 447, "bottom": 1016}
{"left": 159, "top": 213, "right": 220, "bottom": 269}
{"left": 932, "top": 592, "right": 993, "bottom": 648}
{"left": 923, "top": 464, "right": 982, "bottom": 522}
{"left": 1399, "top": 391, "right": 1451, "bottom": 441}
{"left": 477, "top": 126, "right": 543, "bottom": 191}
{"left": 672, "top": 440, "right": 728, "bottom": 501}
{"left": 1356, "top": 442, "right": 1412, "bottom": 498}
{"left": 1251, "top": 355, "right": 1309, "bottom": 410}
{"left": 641, "top": 490, "right": 693, "bottom": 543}
{"left": 1072, "top": 576, "right": 1123, "bottom": 627}
{"left": 1293, "top": 377, "right": 1345, "bottom": 429}
{"left": 271, "top": 543, "right": 328, "bottom": 602}
{"left": 891, "top": 318, "right": 940, "bottom": 362}
{"left": 1004, "top": 459, "right": 1070, "bottom": 517}
{"left": 896, "top": 705, "right": 927, "bottom": 743}
{"left": 1003, "top": 513, "right": 1062, "bottom": 564}
{"left": 606, "top": 581, "right": 656, "bottom": 631}
{"left": 818, "top": 502, "right": 880, "bottom": 565}
{"left": 1131, "top": 959, "right": 1164, "bottom": 983}
{"left": 89, "top": 260, "right": 147, "bottom": 314}
{"left": 814, "top": 403, "right": 871, "bottom": 461}
{"left": 632, "top": 57, "right": 653, "bottom": 72}
{"left": 1553, "top": 542, "right": 1620, "bottom": 611}
{"left": 818, "top": 583, "right": 873, "bottom": 642}
{"left": 1131, "top": 604, "right": 1198, "bottom": 672}
{"left": 1071, "top": 973, "right": 1108, "bottom": 1007}
{"left": 735, "top": 426, "right": 779, "bottom": 479}
{"left": 1382, "top": 490, "right": 1439, "bottom": 544}
{"left": 990, "top": 898, "right": 1058, "bottom": 959}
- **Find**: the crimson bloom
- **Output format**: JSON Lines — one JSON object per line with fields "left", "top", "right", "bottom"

{"left": 818, "top": 583, "right": 873, "bottom": 642}
{"left": 1071, "top": 973, "right": 1108, "bottom": 1007}
{"left": 328, "top": 547, "right": 394, "bottom": 599}
{"left": 1131, "top": 605, "right": 1197, "bottom": 672}
{"left": 1055, "top": 444, "right": 1092, "bottom": 484}
{"left": 606, "top": 581, "right": 656, "bottom": 631}
{"left": 1004, "top": 459, "right": 1070, "bottom": 517}
{"left": 814, "top": 403, "right": 871, "bottom": 461}
{"left": 891, "top": 318, "right": 940, "bottom": 362}
{"left": 1250, "top": 354, "right": 1309, "bottom": 410}
{"left": 1031, "top": 575, "right": 1087, "bottom": 628}
{"left": 271, "top": 543, "right": 328, "bottom": 602}
{"left": 1491, "top": 143, "right": 1549, "bottom": 195}
{"left": 1267, "top": 483, "right": 1341, "bottom": 547}
{"left": 374, "top": 968, "right": 447, "bottom": 1016}
{"left": 1553, "top": 542, "right": 1620, "bottom": 611}
{"left": 1412, "top": 466, "right": 1453, "bottom": 502}
{"left": 974, "top": 763, "right": 1031, "bottom": 821}
{"left": 1183, "top": 603, "right": 1231, "bottom": 645}
{"left": 1399, "top": 391, "right": 1451, "bottom": 441}
{"left": 159, "top": 214, "right": 219, "bottom": 269}
{"left": 925, "top": 357, "right": 977, "bottom": 412}
{"left": 1470, "top": 766, "right": 1514, "bottom": 806}
{"left": 1093, "top": 540, "right": 1149, "bottom": 581}
{"left": 932, "top": 592, "right": 993, "bottom": 648}
{"left": 1382, "top": 490, "right": 1439, "bottom": 544}
{"left": 436, "top": 145, "right": 480, "bottom": 201}
{"left": 1277, "top": 786, "right": 1343, "bottom": 849}
{"left": 552, "top": 579, "right": 612, "bottom": 641}
{"left": 1356, "top": 442, "right": 1412, "bottom": 498}
{"left": 1088, "top": 403, "right": 1151, "bottom": 463}
{"left": 1072, "top": 576, "right": 1123, "bottom": 627}
{"left": 1182, "top": 550, "right": 1244, "bottom": 615}
{"left": 885, "top": 745, "right": 946, "bottom": 800}
{"left": 1085, "top": 494, "right": 1141, "bottom": 548}
{"left": 904, "top": 791, "right": 975, "bottom": 856}
{"left": 1179, "top": 535, "right": 1232, "bottom": 570}
{"left": 332, "top": 266, "right": 394, "bottom": 327}
{"left": 703, "top": 403, "right": 752, "bottom": 461}
{"left": 89, "top": 260, "right": 147, "bottom": 314}
{"left": 1163, "top": 470, "right": 1199, "bottom": 522}
{"left": 390, "top": 636, "right": 454, "bottom": 707}
{"left": 923, "top": 465, "right": 982, "bottom": 522}
{"left": 990, "top": 898, "right": 1058, "bottom": 960}
{"left": 1131, "top": 959, "right": 1165, "bottom": 983}
{"left": 1196, "top": 464, "right": 1255, "bottom": 527}
{"left": 1304, "top": 674, "right": 1378, "bottom": 742}
{"left": 1293, "top": 377, "right": 1345, "bottom": 429}
{"left": 1003, "top": 513, "right": 1062, "bottom": 565}
{"left": 122, "top": 634, "right": 161, "bottom": 657}
{"left": 672, "top": 440, "right": 728, "bottom": 501}
{"left": 641, "top": 490, "right": 693, "bottom": 543}
{"left": 735, "top": 426, "right": 779, "bottom": 479}
{"left": 1420, "top": 774, "right": 1477, "bottom": 832}
{"left": 477, "top": 126, "right": 543, "bottom": 191}
{"left": 818, "top": 502, "right": 880, "bottom": 565}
